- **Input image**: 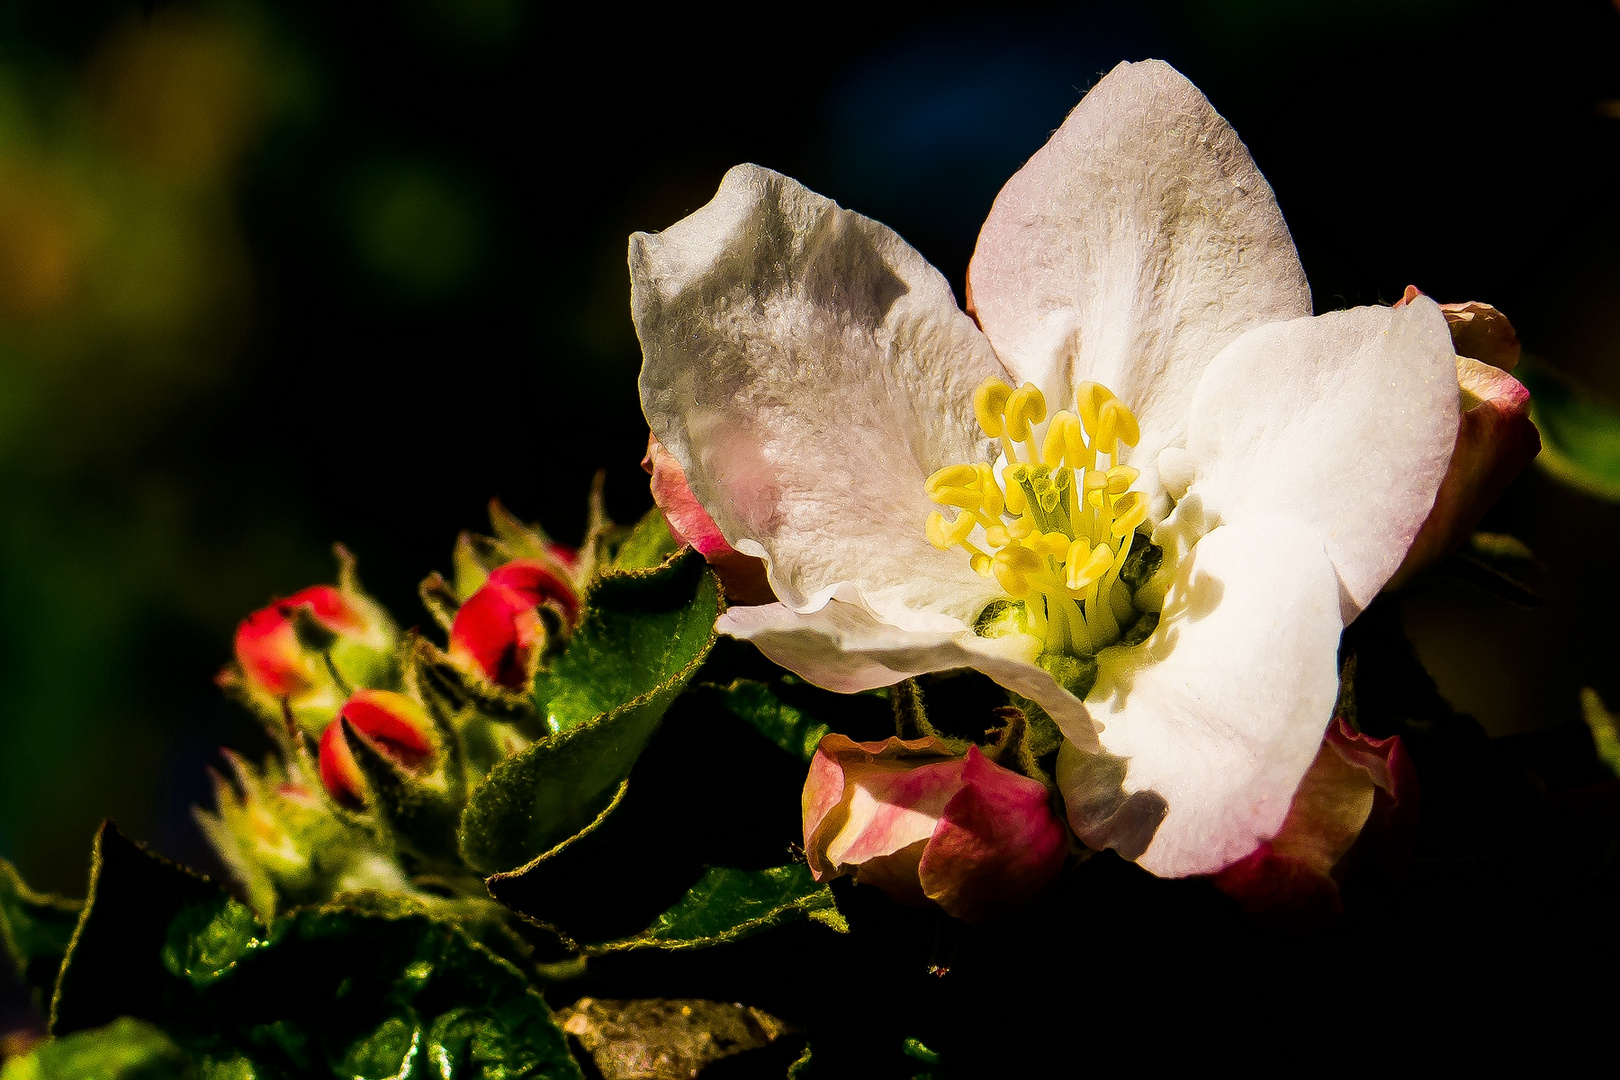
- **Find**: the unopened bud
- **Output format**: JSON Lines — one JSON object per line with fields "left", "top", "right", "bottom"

{"left": 318, "top": 690, "right": 435, "bottom": 808}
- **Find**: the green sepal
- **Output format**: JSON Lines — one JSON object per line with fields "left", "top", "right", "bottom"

{"left": 703, "top": 679, "right": 832, "bottom": 762}
{"left": 0, "top": 858, "right": 81, "bottom": 1011}
{"left": 341, "top": 717, "right": 465, "bottom": 862}
{"left": 1516, "top": 356, "right": 1620, "bottom": 501}
{"left": 52, "top": 823, "right": 581, "bottom": 1079}
{"left": 459, "top": 550, "right": 720, "bottom": 873}
{"left": 402, "top": 634, "right": 542, "bottom": 779}
{"left": 0, "top": 1017, "right": 193, "bottom": 1080}
{"left": 610, "top": 507, "right": 680, "bottom": 571}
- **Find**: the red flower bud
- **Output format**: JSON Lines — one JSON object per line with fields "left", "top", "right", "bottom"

{"left": 317, "top": 690, "right": 435, "bottom": 808}
{"left": 235, "top": 585, "right": 365, "bottom": 698}
{"left": 803, "top": 734, "right": 1067, "bottom": 924}
{"left": 228, "top": 555, "right": 397, "bottom": 738}
{"left": 448, "top": 559, "right": 579, "bottom": 689}
{"left": 1213, "top": 716, "right": 1418, "bottom": 928}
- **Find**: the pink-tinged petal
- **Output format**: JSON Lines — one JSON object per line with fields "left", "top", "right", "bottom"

{"left": 919, "top": 747, "right": 1068, "bottom": 924}
{"left": 803, "top": 734, "right": 958, "bottom": 883}
{"left": 1388, "top": 290, "right": 1540, "bottom": 589}
{"left": 643, "top": 435, "right": 773, "bottom": 605}
{"left": 1213, "top": 717, "right": 1417, "bottom": 927}
{"left": 968, "top": 59, "right": 1311, "bottom": 507}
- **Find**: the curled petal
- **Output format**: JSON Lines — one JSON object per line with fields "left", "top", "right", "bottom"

{"left": 633, "top": 163, "right": 1005, "bottom": 627}
{"left": 719, "top": 595, "right": 1099, "bottom": 751}
{"left": 968, "top": 58, "right": 1311, "bottom": 506}
{"left": 1212, "top": 717, "right": 1418, "bottom": 927}
{"left": 643, "top": 435, "right": 773, "bottom": 605}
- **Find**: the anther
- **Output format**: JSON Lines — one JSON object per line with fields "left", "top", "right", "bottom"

{"left": 1065, "top": 542, "right": 1114, "bottom": 591}
{"left": 974, "top": 379, "right": 1012, "bottom": 438}
{"left": 925, "top": 464, "right": 980, "bottom": 496}
{"left": 992, "top": 544, "right": 1044, "bottom": 599}
{"left": 1029, "top": 532, "right": 1070, "bottom": 559}
{"left": 1105, "top": 465, "right": 1139, "bottom": 494}
{"left": 1110, "top": 492, "right": 1147, "bottom": 537}
{"left": 1004, "top": 383, "right": 1047, "bottom": 443}
{"left": 926, "top": 510, "right": 976, "bottom": 550}
{"left": 1075, "top": 382, "right": 1115, "bottom": 438}
{"left": 1094, "top": 399, "right": 1141, "bottom": 456}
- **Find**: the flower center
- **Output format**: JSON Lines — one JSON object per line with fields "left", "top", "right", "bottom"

{"left": 926, "top": 377, "right": 1150, "bottom": 658}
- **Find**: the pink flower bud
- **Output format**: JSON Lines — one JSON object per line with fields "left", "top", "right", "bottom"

{"left": 318, "top": 689, "right": 436, "bottom": 808}
{"left": 643, "top": 435, "right": 774, "bottom": 605}
{"left": 1388, "top": 286, "right": 1541, "bottom": 588}
{"left": 802, "top": 734, "right": 1067, "bottom": 923}
{"left": 448, "top": 559, "right": 579, "bottom": 689}
{"left": 1213, "top": 717, "right": 1417, "bottom": 927}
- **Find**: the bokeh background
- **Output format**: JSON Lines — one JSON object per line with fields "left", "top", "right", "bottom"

{"left": 0, "top": 0, "right": 1618, "bottom": 899}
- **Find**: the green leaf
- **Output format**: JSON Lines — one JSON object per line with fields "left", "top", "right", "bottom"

{"left": 1517, "top": 357, "right": 1620, "bottom": 500}
{"left": 0, "top": 858, "right": 81, "bottom": 1008}
{"left": 533, "top": 548, "right": 720, "bottom": 734}
{"left": 704, "top": 679, "right": 832, "bottom": 762}
{"left": 459, "top": 550, "right": 720, "bottom": 873}
{"left": 0, "top": 1017, "right": 193, "bottom": 1080}
{"left": 591, "top": 865, "right": 845, "bottom": 953}
{"left": 51, "top": 824, "right": 582, "bottom": 1080}
{"left": 610, "top": 507, "right": 680, "bottom": 570}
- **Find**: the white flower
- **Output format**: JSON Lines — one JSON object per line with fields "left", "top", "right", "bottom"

{"left": 630, "top": 60, "right": 1458, "bottom": 877}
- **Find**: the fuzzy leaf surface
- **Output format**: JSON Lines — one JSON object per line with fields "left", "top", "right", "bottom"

{"left": 610, "top": 507, "right": 680, "bottom": 571}
{"left": 460, "top": 550, "right": 719, "bottom": 873}
{"left": 51, "top": 824, "right": 580, "bottom": 1080}
{"left": 592, "top": 865, "right": 844, "bottom": 953}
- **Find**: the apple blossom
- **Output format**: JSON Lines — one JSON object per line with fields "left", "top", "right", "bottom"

{"left": 631, "top": 58, "right": 1495, "bottom": 879}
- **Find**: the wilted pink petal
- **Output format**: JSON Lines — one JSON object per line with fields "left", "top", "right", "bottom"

{"left": 643, "top": 435, "right": 773, "bottom": 604}
{"left": 1213, "top": 717, "right": 1417, "bottom": 927}
{"left": 1388, "top": 286, "right": 1540, "bottom": 588}
{"left": 803, "top": 734, "right": 1066, "bottom": 923}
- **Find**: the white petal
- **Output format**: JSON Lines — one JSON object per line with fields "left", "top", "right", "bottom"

{"left": 1182, "top": 298, "right": 1459, "bottom": 612}
{"left": 1061, "top": 513, "right": 1343, "bottom": 878}
{"left": 967, "top": 59, "right": 1311, "bottom": 504}
{"left": 719, "top": 598, "right": 1100, "bottom": 751}
{"left": 633, "top": 164, "right": 1005, "bottom": 626}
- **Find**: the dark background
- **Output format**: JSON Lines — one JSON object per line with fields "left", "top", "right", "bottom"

{"left": 0, "top": 0, "right": 1617, "bottom": 902}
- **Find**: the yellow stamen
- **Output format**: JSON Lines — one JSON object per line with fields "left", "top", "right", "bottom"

{"left": 929, "top": 375, "right": 1147, "bottom": 658}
